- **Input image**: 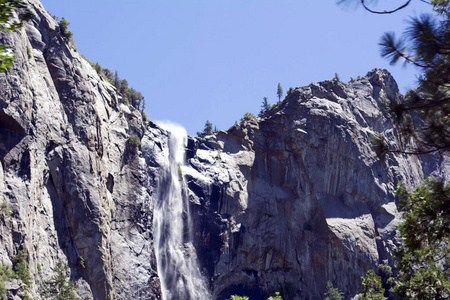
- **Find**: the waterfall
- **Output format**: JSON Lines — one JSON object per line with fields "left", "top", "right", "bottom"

{"left": 153, "top": 121, "right": 210, "bottom": 300}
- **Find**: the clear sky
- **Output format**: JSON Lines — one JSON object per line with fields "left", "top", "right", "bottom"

{"left": 39, "top": 0, "right": 432, "bottom": 136}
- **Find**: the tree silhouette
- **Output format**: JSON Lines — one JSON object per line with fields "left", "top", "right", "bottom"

{"left": 277, "top": 83, "right": 283, "bottom": 102}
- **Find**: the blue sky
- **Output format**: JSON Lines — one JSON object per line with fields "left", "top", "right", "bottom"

{"left": 39, "top": 0, "right": 432, "bottom": 136}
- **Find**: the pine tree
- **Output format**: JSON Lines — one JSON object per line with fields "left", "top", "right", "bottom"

{"left": 360, "top": 270, "right": 386, "bottom": 300}
{"left": 286, "top": 87, "right": 294, "bottom": 96}
{"left": 240, "top": 112, "right": 255, "bottom": 122}
{"left": 393, "top": 179, "right": 449, "bottom": 299}
{"left": 141, "top": 98, "right": 146, "bottom": 112}
{"left": 277, "top": 83, "right": 283, "bottom": 102}
{"left": 197, "top": 120, "right": 213, "bottom": 137}
{"left": 259, "top": 97, "right": 271, "bottom": 117}
{"left": 323, "top": 281, "right": 344, "bottom": 300}
{"left": 58, "top": 17, "right": 73, "bottom": 42}
{"left": 204, "top": 120, "right": 213, "bottom": 135}
{"left": 11, "top": 250, "right": 31, "bottom": 287}
{"left": 114, "top": 70, "right": 120, "bottom": 88}
{"left": 333, "top": 73, "right": 340, "bottom": 82}
{"left": 40, "top": 260, "right": 81, "bottom": 300}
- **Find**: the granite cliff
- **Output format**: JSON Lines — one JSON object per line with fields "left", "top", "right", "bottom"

{"left": 0, "top": 1, "right": 159, "bottom": 299}
{"left": 0, "top": 1, "right": 445, "bottom": 299}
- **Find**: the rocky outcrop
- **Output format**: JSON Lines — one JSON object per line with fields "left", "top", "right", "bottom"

{"left": 0, "top": 1, "right": 160, "bottom": 299}
{"left": 182, "top": 70, "right": 426, "bottom": 299}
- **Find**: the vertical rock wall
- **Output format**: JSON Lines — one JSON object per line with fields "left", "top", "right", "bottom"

{"left": 0, "top": 1, "right": 161, "bottom": 298}
{"left": 184, "top": 70, "right": 425, "bottom": 300}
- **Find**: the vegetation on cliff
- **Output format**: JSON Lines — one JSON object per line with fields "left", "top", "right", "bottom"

{"left": 40, "top": 261, "right": 81, "bottom": 300}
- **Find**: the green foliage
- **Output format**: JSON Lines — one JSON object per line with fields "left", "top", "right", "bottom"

{"left": 369, "top": 132, "right": 389, "bottom": 159}
{"left": 0, "top": 201, "right": 11, "bottom": 217}
{"left": 23, "top": 291, "right": 32, "bottom": 300}
{"left": 0, "top": 44, "right": 13, "bottom": 72}
{"left": 126, "top": 134, "right": 141, "bottom": 152}
{"left": 267, "top": 292, "right": 283, "bottom": 300}
{"left": 259, "top": 97, "right": 271, "bottom": 117}
{"left": 26, "top": 40, "right": 31, "bottom": 58}
{"left": 177, "top": 164, "right": 183, "bottom": 180}
{"left": 227, "top": 296, "right": 249, "bottom": 300}
{"left": 40, "top": 260, "right": 80, "bottom": 300}
{"left": 333, "top": 73, "right": 340, "bottom": 82}
{"left": 77, "top": 256, "right": 85, "bottom": 270}
{"left": 240, "top": 112, "right": 255, "bottom": 122}
{"left": 12, "top": 250, "right": 31, "bottom": 287}
{"left": 431, "top": 0, "right": 450, "bottom": 16}
{"left": 0, "top": 264, "right": 14, "bottom": 300}
{"left": 377, "top": 263, "right": 394, "bottom": 297}
{"left": 379, "top": 1, "right": 449, "bottom": 155}
{"left": 286, "top": 87, "right": 294, "bottom": 96}
{"left": 0, "top": 0, "right": 31, "bottom": 72}
{"left": 393, "top": 179, "right": 449, "bottom": 299}
{"left": 37, "top": 263, "right": 41, "bottom": 272}
{"left": 277, "top": 83, "right": 283, "bottom": 102}
{"left": 58, "top": 17, "right": 73, "bottom": 42}
{"left": 226, "top": 292, "right": 283, "bottom": 300}
{"left": 197, "top": 120, "right": 213, "bottom": 137}
{"left": 0, "top": 280, "right": 4, "bottom": 300}
{"left": 88, "top": 62, "right": 145, "bottom": 110}
{"left": 323, "top": 281, "right": 343, "bottom": 300}
{"left": 0, "top": 0, "right": 30, "bottom": 32}
{"left": 360, "top": 269, "right": 386, "bottom": 300}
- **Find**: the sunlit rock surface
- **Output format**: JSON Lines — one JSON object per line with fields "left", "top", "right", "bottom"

{"left": 0, "top": 1, "right": 160, "bottom": 299}
{"left": 184, "top": 70, "right": 429, "bottom": 300}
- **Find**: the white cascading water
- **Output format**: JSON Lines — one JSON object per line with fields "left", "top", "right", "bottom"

{"left": 153, "top": 121, "right": 210, "bottom": 300}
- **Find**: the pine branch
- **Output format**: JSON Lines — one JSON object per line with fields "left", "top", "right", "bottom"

{"left": 397, "top": 97, "right": 450, "bottom": 112}
{"left": 388, "top": 146, "right": 449, "bottom": 155}
{"left": 360, "top": 0, "right": 412, "bottom": 14}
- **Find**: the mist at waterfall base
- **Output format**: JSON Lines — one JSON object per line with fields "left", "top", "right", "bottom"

{"left": 153, "top": 121, "right": 210, "bottom": 300}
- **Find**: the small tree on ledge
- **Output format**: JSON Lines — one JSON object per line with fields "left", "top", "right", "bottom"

{"left": 197, "top": 120, "right": 213, "bottom": 137}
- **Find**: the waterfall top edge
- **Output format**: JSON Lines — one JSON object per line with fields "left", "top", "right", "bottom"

{"left": 155, "top": 120, "right": 188, "bottom": 137}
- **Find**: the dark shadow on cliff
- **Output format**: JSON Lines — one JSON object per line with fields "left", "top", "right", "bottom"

{"left": 0, "top": 111, "right": 27, "bottom": 176}
{"left": 318, "top": 194, "right": 372, "bottom": 219}
{"left": 0, "top": 111, "right": 26, "bottom": 152}
{"left": 45, "top": 173, "right": 86, "bottom": 281}
{"left": 217, "top": 283, "right": 267, "bottom": 300}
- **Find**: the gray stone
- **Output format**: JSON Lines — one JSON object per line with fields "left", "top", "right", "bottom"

{"left": 184, "top": 70, "right": 444, "bottom": 299}
{"left": 0, "top": 1, "right": 160, "bottom": 299}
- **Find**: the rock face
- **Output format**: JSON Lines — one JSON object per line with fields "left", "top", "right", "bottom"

{"left": 181, "top": 71, "right": 426, "bottom": 299}
{"left": 0, "top": 1, "right": 446, "bottom": 300}
{"left": 0, "top": 1, "right": 160, "bottom": 299}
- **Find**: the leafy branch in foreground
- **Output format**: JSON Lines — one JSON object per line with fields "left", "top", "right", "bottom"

{"left": 0, "top": 0, "right": 31, "bottom": 71}
{"left": 393, "top": 179, "right": 450, "bottom": 299}
{"left": 371, "top": 1, "right": 450, "bottom": 156}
